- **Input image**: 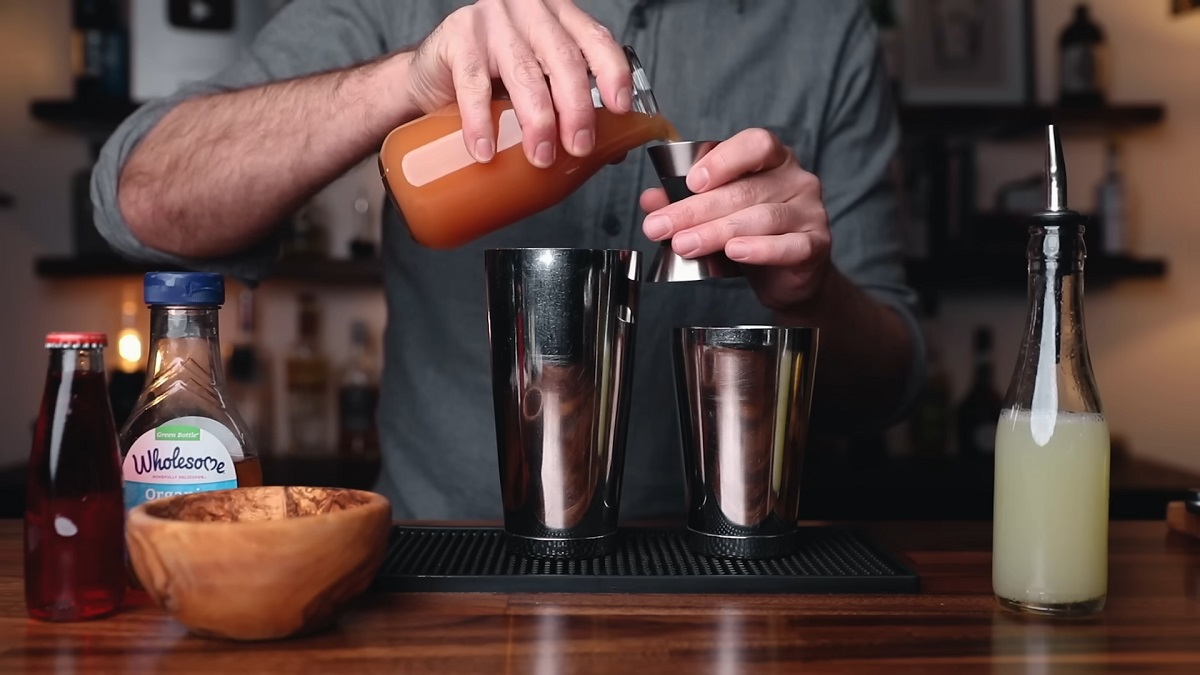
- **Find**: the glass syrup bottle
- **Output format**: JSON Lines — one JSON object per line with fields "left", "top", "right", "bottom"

{"left": 26, "top": 332, "right": 125, "bottom": 621}
{"left": 992, "top": 126, "right": 1110, "bottom": 617}
{"left": 119, "top": 272, "right": 263, "bottom": 517}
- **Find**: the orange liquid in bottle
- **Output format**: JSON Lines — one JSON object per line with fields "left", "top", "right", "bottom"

{"left": 380, "top": 99, "right": 678, "bottom": 249}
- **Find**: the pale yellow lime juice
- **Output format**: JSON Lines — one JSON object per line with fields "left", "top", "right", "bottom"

{"left": 992, "top": 408, "right": 1111, "bottom": 614}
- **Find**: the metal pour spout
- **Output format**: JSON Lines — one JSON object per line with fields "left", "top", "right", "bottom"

{"left": 1046, "top": 124, "right": 1068, "bottom": 213}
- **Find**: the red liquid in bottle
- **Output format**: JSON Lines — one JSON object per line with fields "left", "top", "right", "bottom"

{"left": 25, "top": 335, "right": 126, "bottom": 621}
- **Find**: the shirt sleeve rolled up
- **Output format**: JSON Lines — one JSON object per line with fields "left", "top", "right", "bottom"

{"left": 90, "top": 0, "right": 392, "bottom": 284}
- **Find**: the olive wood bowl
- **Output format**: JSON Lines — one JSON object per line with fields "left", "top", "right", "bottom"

{"left": 126, "top": 486, "right": 391, "bottom": 641}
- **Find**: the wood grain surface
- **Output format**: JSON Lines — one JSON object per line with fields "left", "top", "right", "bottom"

{"left": 3, "top": 520, "right": 1200, "bottom": 673}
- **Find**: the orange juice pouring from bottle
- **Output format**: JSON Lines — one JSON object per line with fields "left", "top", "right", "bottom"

{"left": 379, "top": 46, "right": 676, "bottom": 249}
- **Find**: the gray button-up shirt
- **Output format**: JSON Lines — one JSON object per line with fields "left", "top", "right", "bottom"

{"left": 93, "top": 0, "right": 924, "bottom": 520}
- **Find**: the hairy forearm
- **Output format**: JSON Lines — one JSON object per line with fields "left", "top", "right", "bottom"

{"left": 118, "top": 53, "right": 417, "bottom": 258}
{"left": 776, "top": 269, "right": 914, "bottom": 430}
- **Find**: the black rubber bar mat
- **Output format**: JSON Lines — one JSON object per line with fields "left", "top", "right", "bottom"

{"left": 372, "top": 526, "right": 919, "bottom": 594}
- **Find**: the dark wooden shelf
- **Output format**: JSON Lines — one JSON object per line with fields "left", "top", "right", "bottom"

{"left": 905, "top": 253, "right": 1166, "bottom": 292}
{"left": 32, "top": 97, "right": 1165, "bottom": 140}
{"left": 904, "top": 210, "right": 1167, "bottom": 292}
{"left": 274, "top": 257, "right": 382, "bottom": 285}
{"left": 39, "top": 250, "right": 1162, "bottom": 293}
{"left": 35, "top": 255, "right": 383, "bottom": 287}
{"left": 29, "top": 98, "right": 140, "bottom": 131}
{"left": 898, "top": 103, "right": 1165, "bottom": 138}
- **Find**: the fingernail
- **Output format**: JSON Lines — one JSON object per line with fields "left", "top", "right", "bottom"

{"left": 687, "top": 168, "right": 710, "bottom": 192}
{"left": 644, "top": 215, "right": 671, "bottom": 240}
{"left": 474, "top": 138, "right": 494, "bottom": 163}
{"left": 726, "top": 241, "right": 751, "bottom": 261}
{"left": 674, "top": 232, "right": 700, "bottom": 256}
{"left": 533, "top": 141, "right": 555, "bottom": 168}
{"left": 616, "top": 87, "right": 632, "bottom": 113}
{"left": 573, "top": 129, "right": 594, "bottom": 155}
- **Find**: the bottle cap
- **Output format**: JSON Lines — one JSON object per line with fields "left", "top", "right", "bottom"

{"left": 144, "top": 272, "right": 225, "bottom": 306}
{"left": 45, "top": 332, "right": 108, "bottom": 349}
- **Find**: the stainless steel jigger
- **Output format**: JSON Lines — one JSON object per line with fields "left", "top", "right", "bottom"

{"left": 646, "top": 141, "right": 744, "bottom": 283}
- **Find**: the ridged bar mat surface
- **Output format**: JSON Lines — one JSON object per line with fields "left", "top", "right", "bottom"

{"left": 373, "top": 526, "right": 919, "bottom": 594}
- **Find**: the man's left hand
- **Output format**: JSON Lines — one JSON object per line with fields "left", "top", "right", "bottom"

{"left": 640, "top": 128, "right": 831, "bottom": 313}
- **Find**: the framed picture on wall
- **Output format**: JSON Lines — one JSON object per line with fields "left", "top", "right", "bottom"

{"left": 897, "top": 0, "right": 1034, "bottom": 105}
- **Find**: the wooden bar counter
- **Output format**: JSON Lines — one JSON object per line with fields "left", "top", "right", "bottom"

{"left": 3, "top": 519, "right": 1200, "bottom": 673}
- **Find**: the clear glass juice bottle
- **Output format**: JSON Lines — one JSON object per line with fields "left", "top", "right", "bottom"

{"left": 25, "top": 332, "right": 125, "bottom": 621}
{"left": 119, "top": 272, "right": 263, "bottom": 519}
{"left": 992, "top": 126, "right": 1109, "bottom": 617}
{"left": 379, "top": 45, "right": 677, "bottom": 249}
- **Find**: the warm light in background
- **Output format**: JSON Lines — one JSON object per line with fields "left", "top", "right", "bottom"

{"left": 116, "top": 300, "right": 143, "bottom": 373}
{"left": 117, "top": 328, "right": 142, "bottom": 369}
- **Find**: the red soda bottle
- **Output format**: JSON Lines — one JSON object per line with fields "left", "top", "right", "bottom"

{"left": 25, "top": 332, "right": 125, "bottom": 621}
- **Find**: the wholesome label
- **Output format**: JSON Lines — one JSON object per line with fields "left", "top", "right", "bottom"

{"left": 122, "top": 420, "right": 238, "bottom": 510}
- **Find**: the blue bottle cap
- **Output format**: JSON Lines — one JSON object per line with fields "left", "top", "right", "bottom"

{"left": 143, "top": 272, "right": 225, "bottom": 306}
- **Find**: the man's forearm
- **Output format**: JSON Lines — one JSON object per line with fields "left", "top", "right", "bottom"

{"left": 118, "top": 53, "right": 418, "bottom": 258}
{"left": 776, "top": 269, "right": 914, "bottom": 430}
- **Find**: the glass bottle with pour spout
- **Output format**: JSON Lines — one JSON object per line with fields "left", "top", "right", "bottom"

{"left": 992, "top": 125, "right": 1110, "bottom": 617}
{"left": 379, "top": 46, "right": 676, "bottom": 249}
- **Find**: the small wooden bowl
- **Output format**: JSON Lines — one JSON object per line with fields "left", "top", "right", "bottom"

{"left": 126, "top": 486, "right": 391, "bottom": 641}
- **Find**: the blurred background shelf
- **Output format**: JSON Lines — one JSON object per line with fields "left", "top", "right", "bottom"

{"left": 39, "top": 251, "right": 1162, "bottom": 293}
{"left": 29, "top": 98, "right": 140, "bottom": 132}
{"left": 906, "top": 253, "right": 1166, "bottom": 292}
{"left": 35, "top": 255, "right": 383, "bottom": 287}
{"left": 898, "top": 103, "right": 1165, "bottom": 137}
{"left": 33, "top": 98, "right": 1165, "bottom": 139}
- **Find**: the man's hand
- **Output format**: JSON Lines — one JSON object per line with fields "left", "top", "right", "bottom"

{"left": 639, "top": 128, "right": 833, "bottom": 313}
{"left": 404, "top": 0, "right": 632, "bottom": 168}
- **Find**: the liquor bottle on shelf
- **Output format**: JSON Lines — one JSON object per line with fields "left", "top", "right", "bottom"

{"left": 285, "top": 293, "right": 331, "bottom": 455}
{"left": 1058, "top": 3, "right": 1107, "bottom": 107}
{"left": 337, "top": 320, "right": 380, "bottom": 458}
{"left": 955, "top": 326, "right": 1003, "bottom": 458}
{"left": 227, "top": 288, "right": 274, "bottom": 455}
{"left": 71, "top": 0, "right": 127, "bottom": 101}
{"left": 909, "top": 326, "right": 952, "bottom": 459}
{"left": 284, "top": 202, "right": 330, "bottom": 260}
{"left": 348, "top": 189, "right": 378, "bottom": 260}
{"left": 1096, "top": 140, "right": 1127, "bottom": 256}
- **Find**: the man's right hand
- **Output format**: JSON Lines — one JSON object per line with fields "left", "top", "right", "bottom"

{"left": 402, "top": 0, "right": 632, "bottom": 169}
